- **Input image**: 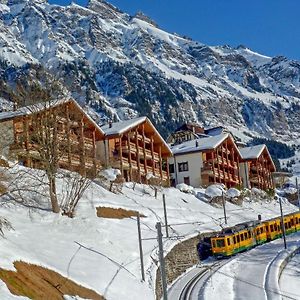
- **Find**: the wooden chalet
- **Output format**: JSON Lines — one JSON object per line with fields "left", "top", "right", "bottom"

{"left": 169, "top": 133, "right": 242, "bottom": 188}
{"left": 239, "top": 145, "right": 276, "bottom": 190}
{"left": 100, "top": 117, "right": 172, "bottom": 185}
{"left": 166, "top": 123, "right": 206, "bottom": 146}
{"left": 0, "top": 99, "right": 105, "bottom": 177}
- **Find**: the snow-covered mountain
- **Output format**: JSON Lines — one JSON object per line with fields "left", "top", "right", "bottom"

{"left": 1, "top": 0, "right": 300, "bottom": 142}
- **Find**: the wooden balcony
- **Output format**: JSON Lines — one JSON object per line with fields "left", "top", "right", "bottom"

{"left": 116, "top": 141, "right": 160, "bottom": 161}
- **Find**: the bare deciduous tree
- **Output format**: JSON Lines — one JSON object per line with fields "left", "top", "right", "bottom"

{"left": 60, "top": 171, "right": 92, "bottom": 217}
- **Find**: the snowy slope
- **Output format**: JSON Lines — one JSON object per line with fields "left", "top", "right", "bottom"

{"left": 0, "top": 166, "right": 298, "bottom": 299}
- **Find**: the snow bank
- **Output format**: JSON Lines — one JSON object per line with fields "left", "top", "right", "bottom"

{"left": 265, "top": 246, "right": 300, "bottom": 300}
{"left": 205, "top": 184, "right": 226, "bottom": 198}
{"left": 100, "top": 168, "right": 121, "bottom": 181}
{"left": 226, "top": 188, "right": 241, "bottom": 198}
{"left": 176, "top": 183, "right": 194, "bottom": 193}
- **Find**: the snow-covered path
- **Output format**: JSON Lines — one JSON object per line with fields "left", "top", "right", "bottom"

{"left": 204, "top": 233, "right": 300, "bottom": 300}
{"left": 280, "top": 253, "right": 300, "bottom": 300}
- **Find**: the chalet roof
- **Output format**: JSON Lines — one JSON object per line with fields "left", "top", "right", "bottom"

{"left": 171, "top": 133, "right": 230, "bottom": 155}
{"left": 0, "top": 98, "right": 105, "bottom": 136}
{"left": 239, "top": 144, "right": 266, "bottom": 160}
{"left": 175, "top": 123, "right": 204, "bottom": 134}
{"left": 204, "top": 126, "right": 227, "bottom": 136}
{"left": 101, "top": 117, "right": 172, "bottom": 155}
{"left": 101, "top": 117, "right": 147, "bottom": 136}
{"left": 240, "top": 144, "right": 276, "bottom": 171}
{"left": 0, "top": 98, "right": 68, "bottom": 122}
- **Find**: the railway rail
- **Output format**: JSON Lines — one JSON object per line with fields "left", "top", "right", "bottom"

{"left": 171, "top": 259, "right": 232, "bottom": 300}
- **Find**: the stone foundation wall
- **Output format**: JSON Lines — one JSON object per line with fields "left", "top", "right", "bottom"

{"left": 0, "top": 120, "right": 14, "bottom": 159}
{"left": 155, "top": 232, "right": 212, "bottom": 300}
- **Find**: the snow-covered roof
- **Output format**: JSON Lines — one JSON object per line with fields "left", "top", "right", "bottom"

{"left": 239, "top": 144, "right": 266, "bottom": 160}
{"left": 0, "top": 98, "right": 70, "bottom": 122}
{"left": 101, "top": 117, "right": 172, "bottom": 155}
{"left": 101, "top": 117, "right": 147, "bottom": 136}
{"left": 0, "top": 98, "right": 105, "bottom": 136}
{"left": 171, "top": 133, "right": 229, "bottom": 155}
{"left": 240, "top": 144, "right": 276, "bottom": 171}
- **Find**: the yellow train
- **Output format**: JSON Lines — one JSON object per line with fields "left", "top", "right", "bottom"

{"left": 211, "top": 211, "right": 300, "bottom": 257}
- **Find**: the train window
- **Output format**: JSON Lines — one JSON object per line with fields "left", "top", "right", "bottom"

{"left": 244, "top": 232, "right": 247, "bottom": 240}
{"left": 260, "top": 227, "right": 263, "bottom": 234}
{"left": 212, "top": 241, "right": 216, "bottom": 248}
{"left": 256, "top": 229, "right": 259, "bottom": 235}
{"left": 270, "top": 225, "right": 274, "bottom": 232}
{"left": 265, "top": 225, "right": 269, "bottom": 231}
{"left": 237, "top": 235, "right": 240, "bottom": 243}
{"left": 233, "top": 236, "right": 236, "bottom": 244}
{"left": 284, "top": 223, "right": 287, "bottom": 229}
{"left": 288, "top": 222, "right": 291, "bottom": 228}
{"left": 296, "top": 218, "right": 299, "bottom": 224}
{"left": 216, "top": 239, "right": 225, "bottom": 248}
{"left": 274, "top": 224, "right": 277, "bottom": 231}
{"left": 227, "top": 238, "right": 230, "bottom": 246}
{"left": 240, "top": 234, "right": 244, "bottom": 241}
{"left": 291, "top": 219, "right": 294, "bottom": 226}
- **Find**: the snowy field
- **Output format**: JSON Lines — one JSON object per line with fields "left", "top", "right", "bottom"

{"left": 280, "top": 253, "right": 300, "bottom": 300}
{"left": 0, "top": 166, "right": 298, "bottom": 299}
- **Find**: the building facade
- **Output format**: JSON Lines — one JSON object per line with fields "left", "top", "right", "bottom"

{"left": 169, "top": 133, "right": 242, "bottom": 188}
{"left": 100, "top": 117, "right": 172, "bottom": 186}
{"left": 239, "top": 145, "right": 276, "bottom": 190}
{"left": 0, "top": 99, "right": 105, "bottom": 177}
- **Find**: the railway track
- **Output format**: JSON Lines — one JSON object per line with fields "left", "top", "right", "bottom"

{"left": 178, "top": 259, "right": 232, "bottom": 300}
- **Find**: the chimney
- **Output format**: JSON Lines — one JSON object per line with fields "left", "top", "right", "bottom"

{"left": 13, "top": 100, "right": 18, "bottom": 111}
{"left": 109, "top": 120, "right": 112, "bottom": 128}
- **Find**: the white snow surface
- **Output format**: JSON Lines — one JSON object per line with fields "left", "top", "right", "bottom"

{"left": 100, "top": 168, "right": 121, "bottom": 181}
{"left": 101, "top": 117, "right": 147, "bottom": 136}
{"left": 176, "top": 183, "right": 194, "bottom": 194}
{"left": 239, "top": 144, "right": 266, "bottom": 160}
{"left": 226, "top": 188, "right": 241, "bottom": 198}
{"left": 280, "top": 252, "right": 300, "bottom": 299}
{"left": 171, "top": 133, "right": 228, "bottom": 155}
{"left": 205, "top": 184, "right": 226, "bottom": 198}
{"left": 0, "top": 165, "right": 298, "bottom": 299}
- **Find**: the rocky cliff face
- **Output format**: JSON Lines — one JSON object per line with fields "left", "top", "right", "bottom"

{"left": 0, "top": 0, "right": 300, "bottom": 142}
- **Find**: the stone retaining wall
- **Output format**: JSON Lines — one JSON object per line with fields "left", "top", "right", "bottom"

{"left": 155, "top": 232, "right": 212, "bottom": 300}
{"left": 0, "top": 120, "right": 14, "bottom": 159}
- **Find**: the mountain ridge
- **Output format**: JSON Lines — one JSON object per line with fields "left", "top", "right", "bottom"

{"left": 0, "top": 0, "right": 300, "bottom": 142}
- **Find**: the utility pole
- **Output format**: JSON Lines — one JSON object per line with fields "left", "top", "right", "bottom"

{"left": 137, "top": 213, "right": 145, "bottom": 281}
{"left": 222, "top": 191, "right": 227, "bottom": 225}
{"left": 296, "top": 178, "right": 300, "bottom": 211}
{"left": 162, "top": 194, "right": 169, "bottom": 237}
{"left": 156, "top": 222, "right": 168, "bottom": 300}
{"left": 279, "top": 197, "right": 287, "bottom": 249}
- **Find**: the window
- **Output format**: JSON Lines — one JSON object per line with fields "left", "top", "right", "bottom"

{"left": 244, "top": 233, "right": 248, "bottom": 240}
{"left": 178, "top": 162, "right": 189, "bottom": 172}
{"left": 184, "top": 177, "right": 190, "bottom": 185}
{"left": 212, "top": 240, "right": 216, "bottom": 248}
{"left": 237, "top": 235, "right": 240, "bottom": 243}
{"left": 169, "top": 164, "right": 175, "bottom": 173}
{"left": 233, "top": 236, "right": 236, "bottom": 244}
{"left": 270, "top": 225, "right": 274, "bottom": 232}
{"left": 240, "top": 234, "right": 244, "bottom": 241}
{"left": 274, "top": 224, "right": 277, "bottom": 231}
{"left": 216, "top": 239, "right": 225, "bottom": 248}
{"left": 227, "top": 238, "right": 231, "bottom": 246}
